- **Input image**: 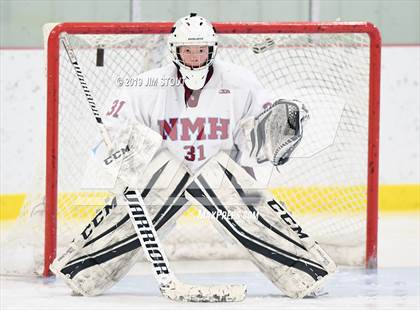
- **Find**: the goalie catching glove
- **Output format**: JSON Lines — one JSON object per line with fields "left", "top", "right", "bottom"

{"left": 241, "top": 99, "right": 309, "bottom": 166}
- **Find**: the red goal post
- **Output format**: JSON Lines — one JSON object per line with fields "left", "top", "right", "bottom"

{"left": 44, "top": 22, "right": 381, "bottom": 277}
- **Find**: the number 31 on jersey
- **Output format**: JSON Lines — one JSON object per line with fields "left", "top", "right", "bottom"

{"left": 183, "top": 145, "right": 206, "bottom": 161}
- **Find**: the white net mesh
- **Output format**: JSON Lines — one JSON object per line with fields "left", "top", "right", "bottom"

{"left": 2, "top": 27, "right": 373, "bottom": 275}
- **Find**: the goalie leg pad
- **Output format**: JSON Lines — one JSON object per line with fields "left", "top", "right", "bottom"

{"left": 186, "top": 151, "right": 336, "bottom": 298}
{"left": 50, "top": 198, "right": 142, "bottom": 296}
{"left": 51, "top": 149, "right": 191, "bottom": 296}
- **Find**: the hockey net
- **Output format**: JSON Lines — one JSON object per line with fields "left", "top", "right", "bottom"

{"left": 1, "top": 22, "right": 380, "bottom": 276}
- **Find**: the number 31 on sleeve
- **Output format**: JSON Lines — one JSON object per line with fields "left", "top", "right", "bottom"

{"left": 106, "top": 99, "right": 126, "bottom": 118}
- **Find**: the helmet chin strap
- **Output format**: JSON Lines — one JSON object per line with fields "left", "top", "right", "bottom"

{"left": 179, "top": 66, "right": 209, "bottom": 90}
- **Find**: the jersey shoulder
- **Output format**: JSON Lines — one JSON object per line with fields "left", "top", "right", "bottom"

{"left": 213, "top": 59, "right": 263, "bottom": 89}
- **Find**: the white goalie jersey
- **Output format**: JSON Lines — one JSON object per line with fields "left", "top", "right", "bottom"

{"left": 99, "top": 59, "right": 271, "bottom": 172}
{"left": 50, "top": 14, "right": 338, "bottom": 300}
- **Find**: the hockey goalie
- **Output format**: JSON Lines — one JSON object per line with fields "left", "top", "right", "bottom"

{"left": 51, "top": 13, "right": 336, "bottom": 302}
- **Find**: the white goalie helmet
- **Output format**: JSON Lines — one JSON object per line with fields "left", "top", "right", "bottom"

{"left": 168, "top": 13, "right": 218, "bottom": 90}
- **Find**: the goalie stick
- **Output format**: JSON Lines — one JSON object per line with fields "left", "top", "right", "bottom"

{"left": 59, "top": 33, "right": 246, "bottom": 302}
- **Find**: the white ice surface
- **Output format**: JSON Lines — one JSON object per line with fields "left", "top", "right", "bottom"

{"left": 1, "top": 214, "right": 419, "bottom": 310}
